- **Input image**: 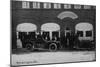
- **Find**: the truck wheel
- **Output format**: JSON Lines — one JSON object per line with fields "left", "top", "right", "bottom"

{"left": 49, "top": 43, "right": 57, "bottom": 52}
{"left": 25, "top": 43, "right": 34, "bottom": 50}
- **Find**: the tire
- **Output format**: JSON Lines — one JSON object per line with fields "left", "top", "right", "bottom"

{"left": 49, "top": 43, "right": 57, "bottom": 52}
{"left": 25, "top": 43, "right": 34, "bottom": 51}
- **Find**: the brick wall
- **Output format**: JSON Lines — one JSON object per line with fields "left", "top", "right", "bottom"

{"left": 11, "top": 1, "right": 96, "bottom": 49}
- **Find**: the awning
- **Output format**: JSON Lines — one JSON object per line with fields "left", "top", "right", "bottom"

{"left": 17, "top": 23, "right": 37, "bottom": 32}
{"left": 75, "top": 22, "right": 93, "bottom": 31}
{"left": 57, "top": 11, "right": 78, "bottom": 20}
{"left": 41, "top": 23, "right": 60, "bottom": 32}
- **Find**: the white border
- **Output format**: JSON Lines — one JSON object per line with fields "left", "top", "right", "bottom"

{"left": 0, "top": 0, "right": 98, "bottom": 67}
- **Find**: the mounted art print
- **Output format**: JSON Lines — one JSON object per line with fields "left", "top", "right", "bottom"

{"left": 11, "top": 0, "right": 96, "bottom": 66}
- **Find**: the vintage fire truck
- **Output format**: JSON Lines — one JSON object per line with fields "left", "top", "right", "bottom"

{"left": 16, "top": 22, "right": 62, "bottom": 51}
{"left": 75, "top": 22, "right": 95, "bottom": 49}
{"left": 16, "top": 23, "right": 37, "bottom": 50}
{"left": 40, "top": 23, "right": 61, "bottom": 51}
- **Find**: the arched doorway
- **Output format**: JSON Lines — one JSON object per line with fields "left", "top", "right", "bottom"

{"left": 41, "top": 23, "right": 60, "bottom": 41}
{"left": 75, "top": 22, "right": 94, "bottom": 48}
{"left": 57, "top": 11, "right": 78, "bottom": 20}
{"left": 75, "top": 22, "right": 93, "bottom": 41}
{"left": 41, "top": 22, "right": 61, "bottom": 51}
{"left": 16, "top": 23, "right": 37, "bottom": 48}
{"left": 57, "top": 11, "right": 78, "bottom": 33}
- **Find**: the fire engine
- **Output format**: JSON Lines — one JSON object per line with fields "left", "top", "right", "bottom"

{"left": 75, "top": 22, "right": 95, "bottom": 49}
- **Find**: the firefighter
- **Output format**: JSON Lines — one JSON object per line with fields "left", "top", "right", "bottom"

{"left": 73, "top": 33, "right": 80, "bottom": 49}
{"left": 65, "top": 27, "right": 71, "bottom": 49}
{"left": 68, "top": 32, "right": 75, "bottom": 49}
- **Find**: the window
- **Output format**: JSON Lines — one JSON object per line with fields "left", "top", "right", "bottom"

{"left": 77, "top": 31, "right": 83, "bottom": 37}
{"left": 74, "top": 5, "right": 81, "bottom": 9}
{"left": 66, "top": 32, "right": 70, "bottom": 37}
{"left": 24, "top": 32, "right": 36, "bottom": 40}
{"left": 52, "top": 32, "right": 59, "bottom": 37}
{"left": 22, "top": 1, "right": 30, "bottom": 8}
{"left": 66, "top": 27, "right": 70, "bottom": 30}
{"left": 32, "top": 2, "right": 40, "bottom": 9}
{"left": 52, "top": 31, "right": 59, "bottom": 41}
{"left": 43, "top": 3, "right": 51, "bottom": 9}
{"left": 42, "top": 32, "right": 50, "bottom": 41}
{"left": 86, "top": 31, "right": 92, "bottom": 37}
{"left": 64, "top": 4, "right": 71, "bottom": 9}
{"left": 18, "top": 32, "right": 36, "bottom": 40}
{"left": 54, "top": 3, "right": 61, "bottom": 9}
{"left": 28, "top": 32, "right": 36, "bottom": 39}
{"left": 84, "top": 5, "right": 91, "bottom": 9}
{"left": 18, "top": 32, "right": 27, "bottom": 40}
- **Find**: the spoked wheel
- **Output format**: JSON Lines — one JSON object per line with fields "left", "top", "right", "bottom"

{"left": 25, "top": 43, "right": 34, "bottom": 51}
{"left": 49, "top": 43, "right": 57, "bottom": 52}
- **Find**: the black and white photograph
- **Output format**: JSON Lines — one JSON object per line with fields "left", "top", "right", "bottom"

{"left": 11, "top": 0, "right": 96, "bottom": 66}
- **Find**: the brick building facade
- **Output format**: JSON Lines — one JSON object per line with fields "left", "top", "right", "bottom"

{"left": 11, "top": 1, "right": 96, "bottom": 49}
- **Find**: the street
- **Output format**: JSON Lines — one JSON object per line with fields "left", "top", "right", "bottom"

{"left": 11, "top": 50, "right": 95, "bottom": 66}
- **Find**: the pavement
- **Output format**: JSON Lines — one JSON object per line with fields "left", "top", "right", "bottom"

{"left": 11, "top": 50, "right": 95, "bottom": 66}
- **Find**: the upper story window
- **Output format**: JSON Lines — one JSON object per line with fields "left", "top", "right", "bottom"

{"left": 86, "top": 31, "right": 92, "bottom": 37}
{"left": 54, "top": 3, "right": 61, "bottom": 9}
{"left": 32, "top": 2, "right": 40, "bottom": 9}
{"left": 83, "top": 5, "right": 91, "bottom": 9}
{"left": 74, "top": 5, "right": 81, "bottom": 9}
{"left": 64, "top": 4, "right": 71, "bottom": 9}
{"left": 22, "top": 1, "right": 30, "bottom": 8}
{"left": 43, "top": 3, "right": 51, "bottom": 9}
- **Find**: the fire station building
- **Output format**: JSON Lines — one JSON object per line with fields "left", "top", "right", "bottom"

{"left": 11, "top": 1, "right": 96, "bottom": 49}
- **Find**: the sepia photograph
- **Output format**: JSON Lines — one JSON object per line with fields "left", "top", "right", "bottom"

{"left": 11, "top": 0, "right": 96, "bottom": 66}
